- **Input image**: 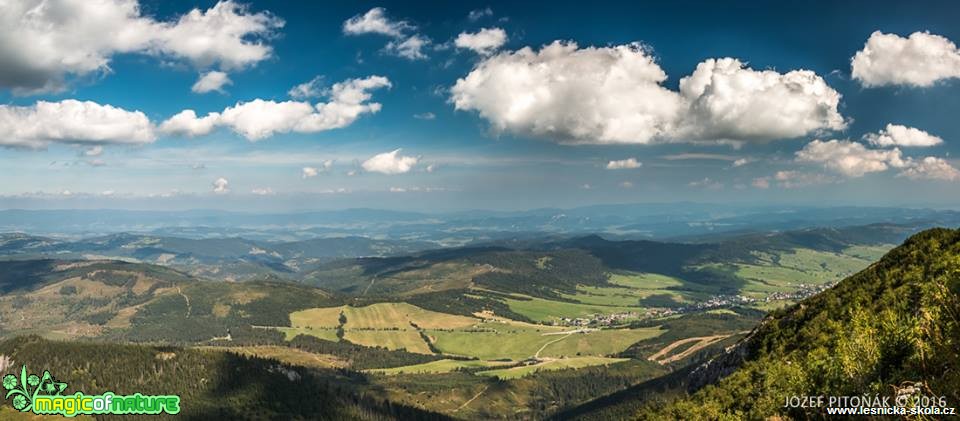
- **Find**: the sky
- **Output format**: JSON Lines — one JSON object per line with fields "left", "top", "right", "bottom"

{"left": 2, "top": 0, "right": 960, "bottom": 211}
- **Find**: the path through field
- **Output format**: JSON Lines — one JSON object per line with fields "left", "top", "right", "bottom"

{"left": 647, "top": 334, "right": 730, "bottom": 364}
{"left": 454, "top": 385, "right": 489, "bottom": 413}
{"left": 177, "top": 285, "right": 191, "bottom": 318}
{"left": 534, "top": 332, "right": 573, "bottom": 358}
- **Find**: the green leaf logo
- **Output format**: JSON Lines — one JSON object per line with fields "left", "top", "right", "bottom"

{"left": 3, "top": 365, "right": 68, "bottom": 412}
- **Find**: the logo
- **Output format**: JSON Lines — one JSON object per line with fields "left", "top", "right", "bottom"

{"left": 3, "top": 364, "right": 180, "bottom": 417}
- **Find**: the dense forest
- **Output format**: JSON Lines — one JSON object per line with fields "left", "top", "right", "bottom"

{"left": 0, "top": 335, "right": 450, "bottom": 420}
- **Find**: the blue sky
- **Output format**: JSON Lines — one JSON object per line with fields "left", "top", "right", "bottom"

{"left": 1, "top": 0, "right": 960, "bottom": 211}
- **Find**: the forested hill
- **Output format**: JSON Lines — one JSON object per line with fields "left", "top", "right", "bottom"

{"left": 0, "top": 336, "right": 450, "bottom": 420}
{"left": 565, "top": 228, "right": 960, "bottom": 420}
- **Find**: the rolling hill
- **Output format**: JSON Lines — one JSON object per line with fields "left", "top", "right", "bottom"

{"left": 561, "top": 228, "right": 960, "bottom": 419}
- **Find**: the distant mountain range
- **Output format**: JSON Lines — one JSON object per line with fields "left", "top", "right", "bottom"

{"left": 2, "top": 205, "right": 959, "bottom": 243}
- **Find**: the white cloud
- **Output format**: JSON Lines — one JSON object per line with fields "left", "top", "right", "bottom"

{"left": 451, "top": 42, "right": 845, "bottom": 145}
{"left": 343, "top": 7, "right": 428, "bottom": 60}
{"left": 606, "top": 158, "right": 642, "bottom": 169}
{"left": 455, "top": 28, "right": 507, "bottom": 56}
{"left": 0, "top": 0, "right": 282, "bottom": 94}
{"left": 192, "top": 71, "right": 232, "bottom": 93}
{"left": 898, "top": 157, "right": 960, "bottom": 181}
{"left": 362, "top": 149, "right": 419, "bottom": 174}
{"left": 619, "top": 181, "right": 634, "bottom": 188}
{"left": 251, "top": 187, "right": 274, "bottom": 195}
{"left": 864, "top": 124, "right": 943, "bottom": 148}
{"left": 84, "top": 146, "right": 104, "bottom": 157}
{"left": 0, "top": 100, "right": 155, "bottom": 148}
{"left": 796, "top": 139, "right": 906, "bottom": 177}
{"left": 160, "top": 76, "right": 391, "bottom": 140}
{"left": 676, "top": 58, "right": 846, "bottom": 142}
{"left": 425, "top": 163, "right": 438, "bottom": 173}
{"left": 212, "top": 177, "right": 229, "bottom": 193}
{"left": 384, "top": 34, "right": 430, "bottom": 60}
{"left": 159, "top": 109, "right": 220, "bottom": 137}
{"left": 451, "top": 41, "right": 682, "bottom": 144}
{"left": 796, "top": 138, "right": 959, "bottom": 183}
{"left": 732, "top": 158, "right": 751, "bottom": 167}
{"left": 342, "top": 7, "right": 410, "bottom": 37}
{"left": 301, "top": 160, "right": 334, "bottom": 178}
{"left": 413, "top": 112, "right": 436, "bottom": 120}
{"left": 468, "top": 7, "right": 493, "bottom": 21}
{"left": 851, "top": 31, "right": 960, "bottom": 88}
{"left": 288, "top": 76, "right": 324, "bottom": 99}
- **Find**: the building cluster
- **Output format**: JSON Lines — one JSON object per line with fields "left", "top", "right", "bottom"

{"left": 555, "top": 311, "right": 640, "bottom": 327}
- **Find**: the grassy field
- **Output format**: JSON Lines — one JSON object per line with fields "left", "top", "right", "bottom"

{"left": 289, "top": 306, "right": 343, "bottom": 328}
{"left": 207, "top": 345, "right": 348, "bottom": 369}
{"left": 538, "top": 328, "right": 664, "bottom": 358}
{"left": 275, "top": 326, "right": 340, "bottom": 341}
{"left": 365, "top": 359, "right": 514, "bottom": 375}
{"left": 475, "top": 356, "right": 630, "bottom": 379}
{"left": 290, "top": 302, "right": 479, "bottom": 330}
{"left": 841, "top": 244, "right": 893, "bottom": 261}
{"left": 428, "top": 325, "right": 663, "bottom": 360}
{"left": 343, "top": 329, "right": 433, "bottom": 354}
{"left": 501, "top": 293, "right": 640, "bottom": 322}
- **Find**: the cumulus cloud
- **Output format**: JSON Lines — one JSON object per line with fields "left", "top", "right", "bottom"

{"left": 732, "top": 158, "right": 751, "bottom": 167}
{"left": 362, "top": 149, "right": 419, "bottom": 174}
{"left": 192, "top": 71, "right": 232, "bottom": 93}
{"left": 606, "top": 158, "right": 642, "bottom": 169}
{"left": 413, "top": 112, "right": 436, "bottom": 120}
{"left": 796, "top": 139, "right": 906, "bottom": 177}
{"left": 0, "top": 100, "right": 155, "bottom": 148}
{"left": 160, "top": 76, "right": 391, "bottom": 140}
{"left": 851, "top": 31, "right": 960, "bottom": 88}
{"left": 158, "top": 109, "right": 220, "bottom": 137}
{"left": 212, "top": 177, "right": 229, "bottom": 193}
{"left": 451, "top": 41, "right": 682, "bottom": 144}
{"left": 451, "top": 42, "right": 845, "bottom": 145}
{"left": 342, "top": 7, "right": 410, "bottom": 37}
{"left": 898, "top": 157, "right": 960, "bottom": 181}
{"left": 0, "top": 0, "right": 283, "bottom": 94}
{"left": 251, "top": 187, "right": 274, "bottom": 195}
{"left": 796, "top": 138, "right": 959, "bottom": 182}
{"left": 864, "top": 124, "right": 943, "bottom": 148}
{"left": 676, "top": 58, "right": 846, "bottom": 141}
{"left": 455, "top": 28, "right": 507, "bottom": 56}
{"left": 288, "top": 76, "right": 324, "bottom": 99}
{"left": 384, "top": 34, "right": 430, "bottom": 60}
{"left": 343, "top": 7, "right": 429, "bottom": 60}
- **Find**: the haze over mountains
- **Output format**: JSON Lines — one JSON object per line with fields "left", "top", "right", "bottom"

{"left": 3, "top": 204, "right": 959, "bottom": 241}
